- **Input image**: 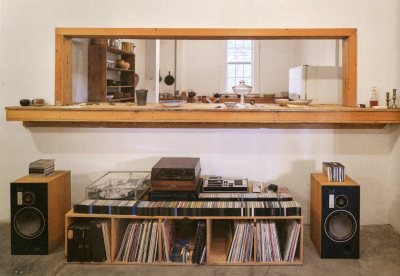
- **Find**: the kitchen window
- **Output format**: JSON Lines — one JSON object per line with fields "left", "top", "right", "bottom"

{"left": 225, "top": 40, "right": 254, "bottom": 92}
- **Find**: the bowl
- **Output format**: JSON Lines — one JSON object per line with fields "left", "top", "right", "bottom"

{"left": 275, "top": 99, "right": 313, "bottom": 106}
{"left": 263, "top": 93, "right": 275, "bottom": 98}
{"left": 159, "top": 100, "right": 184, "bottom": 107}
{"left": 224, "top": 102, "right": 237, "bottom": 108}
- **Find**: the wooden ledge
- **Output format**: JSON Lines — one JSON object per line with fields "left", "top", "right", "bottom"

{"left": 5, "top": 103, "right": 400, "bottom": 128}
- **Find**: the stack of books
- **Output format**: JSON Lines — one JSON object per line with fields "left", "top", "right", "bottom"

{"left": 322, "top": 162, "right": 345, "bottom": 182}
{"left": 29, "top": 159, "right": 55, "bottom": 177}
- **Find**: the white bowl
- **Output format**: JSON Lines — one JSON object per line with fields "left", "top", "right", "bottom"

{"left": 159, "top": 100, "right": 184, "bottom": 107}
{"left": 224, "top": 102, "right": 237, "bottom": 108}
{"left": 275, "top": 99, "right": 312, "bottom": 106}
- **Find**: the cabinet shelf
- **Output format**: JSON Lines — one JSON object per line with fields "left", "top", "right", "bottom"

{"left": 107, "top": 85, "right": 135, "bottom": 88}
{"left": 88, "top": 44, "right": 136, "bottom": 103}
{"left": 107, "top": 46, "right": 134, "bottom": 56}
{"left": 107, "top": 67, "right": 134, "bottom": 73}
{"left": 5, "top": 104, "right": 400, "bottom": 128}
{"left": 109, "top": 97, "right": 135, "bottom": 102}
{"left": 65, "top": 211, "right": 304, "bottom": 266}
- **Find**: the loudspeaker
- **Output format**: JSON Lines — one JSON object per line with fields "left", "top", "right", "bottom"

{"left": 310, "top": 173, "right": 360, "bottom": 259}
{"left": 10, "top": 171, "right": 71, "bottom": 255}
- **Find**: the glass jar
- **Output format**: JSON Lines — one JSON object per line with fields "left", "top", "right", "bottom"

{"left": 369, "top": 86, "right": 379, "bottom": 107}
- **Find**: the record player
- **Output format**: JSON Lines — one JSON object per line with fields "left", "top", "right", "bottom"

{"left": 85, "top": 171, "right": 150, "bottom": 200}
{"left": 151, "top": 157, "right": 201, "bottom": 191}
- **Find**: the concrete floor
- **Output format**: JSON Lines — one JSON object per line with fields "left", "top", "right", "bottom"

{"left": 1, "top": 224, "right": 399, "bottom": 276}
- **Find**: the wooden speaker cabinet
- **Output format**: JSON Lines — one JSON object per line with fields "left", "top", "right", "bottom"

{"left": 10, "top": 171, "right": 71, "bottom": 254}
{"left": 310, "top": 173, "right": 359, "bottom": 259}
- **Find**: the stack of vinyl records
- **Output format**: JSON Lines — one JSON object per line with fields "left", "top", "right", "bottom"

{"left": 116, "top": 220, "right": 158, "bottom": 263}
{"left": 170, "top": 240, "right": 194, "bottom": 263}
{"left": 282, "top": 220, "right": 301, "bottom": 262}
{"left": 322, "top": 162, "right": 345, "bottom": 182}
{"left": 67, "top": 220, "right": 111, "bottom": 262}
{"left": 192, "top": 221, "right": 206, "bottom": 264}
{"left": 160, "top": 220, "right": 206, "bottom": 263}
{"left": 161, "top": 220, "right": 173, "bottom": 262}
{"left": 255, "top": 220, "right": 281, "bottom": 262}
{"left": 226, "top": 221, "right": 254, "bottom": 263}
{"left": 29, "top": 159, "right": 55, "bottom": 177}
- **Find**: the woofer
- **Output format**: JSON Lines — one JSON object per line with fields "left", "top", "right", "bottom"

{"left": 324, "top": 210, "right": 357, "bottom": 242}
{"left": 14, "top": 207, "right": 45, "bottom": 239}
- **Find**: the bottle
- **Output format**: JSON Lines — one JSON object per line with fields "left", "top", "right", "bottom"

{"left": 370, "top": 86, "right": 379, "bottom": 107}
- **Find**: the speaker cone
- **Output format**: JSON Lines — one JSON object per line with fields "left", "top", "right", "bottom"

{"left": 335, "top": 195, "right": 348, "bottom": 208}
{"left": 13, "top": 207, "right": 45, "bottom": 239}
{"left": 324, "top": 210, "right": 357, "bottom": 242}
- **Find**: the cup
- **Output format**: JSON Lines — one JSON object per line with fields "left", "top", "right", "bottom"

{"left": 135, "top": 89, "right": 148, "bottom": 106}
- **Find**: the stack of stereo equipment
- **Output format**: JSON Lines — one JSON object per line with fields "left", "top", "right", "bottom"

{"left": 202, "top": 176, "right": 248, "bottom": 192}
{"left": 85, "top": 171, "right": 150, "bottom": 200}
{"left": 148, "top": 157, "right": 202, "bottom": 201}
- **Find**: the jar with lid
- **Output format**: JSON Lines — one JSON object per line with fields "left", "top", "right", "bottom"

{"left": 369, "top": 86, "right": 379, "bottom": 107}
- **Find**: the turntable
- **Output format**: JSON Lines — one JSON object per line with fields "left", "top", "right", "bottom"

{"left": 85, "top": 171, "right": 150, "bottom": 200}
{"left": 151, "top": 157, "right": 201, "bottom": 191}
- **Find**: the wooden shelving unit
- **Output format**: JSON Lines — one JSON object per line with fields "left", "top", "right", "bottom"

{"left": 88, "top": 44, "right": 135, "bottom": 102}
{"left": 65, "top": 211, "right": 303, "bottom": 265}
{"left": 6, "top": 104, "right": 400, "bottom": 128}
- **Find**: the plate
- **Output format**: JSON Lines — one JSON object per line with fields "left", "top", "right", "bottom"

{"left": 159, "top": 100, "right": 184, "bottom": 107}
{"left": 274, "top": 99, "right": 312, "bottom": 106}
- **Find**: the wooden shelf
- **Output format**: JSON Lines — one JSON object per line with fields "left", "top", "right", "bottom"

{"left": 107, "top": 85, "right": 135, "bottom": 88}
{"left": 107, "top": 46, "right": 134, "bottom": 56}
{"left": 108, "top": 97, "right": 135, "bottom": 102}
{"left": 5, "top": 103, "right": 400, "bottom": 128}
{"left": 107, "top": 67, "right": 135, "bottom": 73}
{"left": 65, "top": 211, "right": 303, "bottom": 266}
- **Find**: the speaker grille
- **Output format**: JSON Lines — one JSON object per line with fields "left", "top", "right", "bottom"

{"left": 13, "top": 207, "right": 45, "bottom": 239}
{"left": 324, "top": 210, "right": 357, "bottom": 242}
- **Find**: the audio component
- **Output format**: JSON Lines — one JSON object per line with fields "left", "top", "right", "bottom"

{"left": 310, "top": 173, "right": 359, "bottom": 259}
{"left": 10, "top": 171, "right": 71, "bottom": 255}
{"left": 151, "top": 157, "right": 201, "bottom": 191}
{"left": 202, "top": 176, "right": 248, "bottom": 192}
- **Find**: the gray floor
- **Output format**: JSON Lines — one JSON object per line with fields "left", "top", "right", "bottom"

{"left": 1, "top": 224, "right": 399, "bottom": 276}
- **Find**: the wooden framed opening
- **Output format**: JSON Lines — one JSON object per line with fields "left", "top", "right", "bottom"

{"left": 55, "top": 28, "right": 357, "bottom": 106}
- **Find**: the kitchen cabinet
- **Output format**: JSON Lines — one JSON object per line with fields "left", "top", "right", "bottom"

{"left": 88, "top": 44, "right": 136, "bottom": 102}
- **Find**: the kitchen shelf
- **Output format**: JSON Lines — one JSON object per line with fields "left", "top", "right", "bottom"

{"left": 109, "top": 97, "right": 135, "bottom": 102}
{"left": 5, "top": 103, "right": 400, "bottom": 128}
{"left": 107, "top": 67, "right": 135, "bottom": 73}
{"left": 107, "top": 85, "right": 135, "bottom": 88}
{"left": 88, "top": 44, "right": 136, "bottom": 102}
{"left": 107, "top": 46, "right": 134, "bottom": 56}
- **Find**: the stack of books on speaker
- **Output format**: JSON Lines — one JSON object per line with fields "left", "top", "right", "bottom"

{"left": 29, "top": 159, "right": 55, "bottom": 177}
{"left": 322, "top": 162, "right": 345, "bottom": 182}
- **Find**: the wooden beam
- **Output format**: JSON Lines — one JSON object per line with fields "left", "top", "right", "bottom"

{"left": 342, "top": 32, "right": 357, "bottom": 107}
{"left": 55, "top": 27, "right": 357, "bottom": 39}
{"left": 55, "top": 34, "right": 72, "bottom": 105}
{"left": 5, "top": 105, "right": 400, "bottom": 128}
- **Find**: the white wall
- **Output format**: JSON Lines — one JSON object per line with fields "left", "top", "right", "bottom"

{"left": 1, "top": 0, "right": 399, "bottom": 232}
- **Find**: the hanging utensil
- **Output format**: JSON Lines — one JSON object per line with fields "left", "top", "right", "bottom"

{"left": 164, "top": 71, "right": 175, "bottom": 85}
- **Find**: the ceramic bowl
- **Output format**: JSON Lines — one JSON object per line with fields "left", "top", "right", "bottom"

{"left": 224, "top": 102, "right": 237, "bottom": 108}
{"left": 159, "top": 100, "right": 184, "bottom": 107}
